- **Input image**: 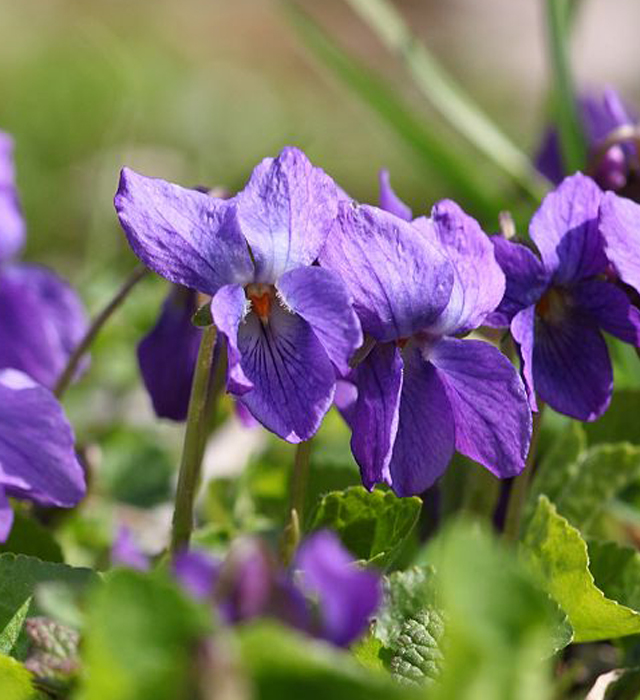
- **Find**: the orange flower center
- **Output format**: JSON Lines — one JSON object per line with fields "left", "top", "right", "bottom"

{"left": 245, "top": 283, "right": 276, "bottom": 321}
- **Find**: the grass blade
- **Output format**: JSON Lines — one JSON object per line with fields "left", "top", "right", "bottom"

{"left": 546, "top": 0, "right": 587, "bottom": 173}
{"left": 343, "top": 0, "right": 548, "bottom": 202}
{"left": 284, "top": 1, "right": 503, "bottom": 218}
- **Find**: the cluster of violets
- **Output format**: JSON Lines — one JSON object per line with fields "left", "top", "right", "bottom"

{"left": 2, "top": 85, "right": 640, "bottom": 644}
{"left": 118, "top": 101, "right": 640, "bottom": 498}
{"left": 113, "top": 527, "right": 380, "bottom": 648}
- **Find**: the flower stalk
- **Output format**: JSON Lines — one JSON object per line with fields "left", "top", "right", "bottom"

{"left": 503, "top": 404, "right": 545, "bottom": 541}
{"left": 54, "top": 265, "right": 148, "bottom": 398}
{"left": 170, "top": 324, "right": 218, "bottom": 555}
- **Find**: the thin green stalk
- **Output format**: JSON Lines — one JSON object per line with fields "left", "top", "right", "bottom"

{"left": 280, "top": 440, "right": 313, "bottom": 566}
{"left": 290, "top": 439, "right": 313, "bottom": 529}
{"left": 504, "top": 405, "right": 545, "bottom": 541}
{"left": 343, "top": 0, "right": 549, "bottom": 201}
{"left": 54, "top": 265, "right": 148, "bottom": 398}
{"left": 546, "top": 0, "right": 587, "bottom": 173}
{"left": 170, "top": 325, "right": 218, "bottom": 555}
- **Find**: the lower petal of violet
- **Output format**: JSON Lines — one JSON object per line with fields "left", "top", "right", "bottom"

{"left": 350, "top": 342, "right": 403, "bottom": 490}
{"left": 138, "top": 285, "right": 202, "bottom": 421}
{"left": 533, "top": 311, "right": 613, "bottom": 421}
{"left": 0, "top": 264, "right": 88, "bottom": 389}
{"left": 235, "top": 304, "right": 336, "bottom": 442}
{"left": 430, "top": 337, "right": 531, "bottom": 480}
{"left": 0, "top": 370, "right": 85, "bottom": 537}
{"left": 387, "top": 345, "right": 455, "bottom": 496}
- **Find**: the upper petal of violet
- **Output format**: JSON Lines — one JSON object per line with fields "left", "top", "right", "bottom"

{"left": 529, "top": 173, "right": 606, "bottom": 284}
{"left": 276, "top": 266, "right": 362, "bottom": 376}
{"left": 235, "top": 147, "right": 340, "bottom": 283}
{"left": 137, "top": 285, "right": 202, "bottom": 421}
{"left": 416, "top": 200, "right": 506, "bottom": 336}
{"left": 320, "top": 202, "right": 454, "bottom": 342}
{"left": 0, "top": 370, "right": 85, "bottom": 519}
{"left": 115, "top": 168, "right": 254, "bottom": 295}
{"left": 378, "top": 169, "right": 412, "bottom": 221}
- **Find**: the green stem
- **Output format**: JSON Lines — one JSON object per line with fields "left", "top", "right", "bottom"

{"left": 504, "top": 405, "right": 545, "bottom": 541}
{"left": 54, "top": 265, "right": 148, "bottom": 398}
{"left": 290, "top": 439, "right": 313, "bottom": 529}
{"left": 280, "top": 440, "right": 313, "bottom": 567}
{"left": 170, "top": 325, "right": 218, "bottom": 555}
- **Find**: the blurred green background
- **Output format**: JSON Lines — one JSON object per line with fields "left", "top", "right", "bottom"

{"left": 3, "top": 0, "right": 640, "bottom": 274}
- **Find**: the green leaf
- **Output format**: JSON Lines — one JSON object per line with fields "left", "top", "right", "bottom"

{"left": 283, "top": 1, "right": 502, "bottom": 219}
{"left": 0, "top": 514, "right": 63, "bottom": 563}
{"left": 373, "top": 566, "right": 437, "bottom": 649}
{"left": 588, "top": 540, "right": 640, "bottom": 613}
{"left": 80, "top": 569, "right": 209, "bottom": 700}
{"left": 545, "top": 0, "right": 587, "bottom": 173}
{"left": 342, "top": 0, "right": 548, "bottom": 201}
{"left": 0, "top": 655, "right": 33, "bottom": 700}
{"left": 310, "top": 486, "right": 421, "bottom": 569}
{"left": 303, "top": 459, "right": 360, "bottom": 530}
{"left": 0, "top": 601, "right": 31, "bottom": 657}
{"left": 432, "top": 521, "right": 556, "bottom": 699}
{"left": 0, "top": 554, "right": 96, "bottom": 648}
{"left": 389, "top": 610, "right": 445, "bottom": 686}
{"left": 549, "top": 444, "right": 640, "bottom": 534}
{"left": 351, "top": 634, "right": 384, "bottom": 672}
{"left": 527, "top": 437, "right": 640, "bottom": 534}
{"left": 523, "top": 496, "right": 640, "bottom": 642}
{"left": 238, "top": 622, "right": 421, "bottom": 700}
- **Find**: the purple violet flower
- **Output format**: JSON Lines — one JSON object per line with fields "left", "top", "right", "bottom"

{"left": 487, "top": 173, "right": 640, "bottom": 420}
{"left": 137, "top": 285, "right": 202, "bottom": 421}
{"left": 322, "top": 194, "right": 531, "bottom": 496}
{"left": 0, "top": 369, "right": 86, "bottom": 540}
{"left": 536, "top": 88, "right": 636, "bottom": 191}
{"left": 111, "top": 526, "right": 151, "bottom": 571}
{"left": 598, "top": 189, "right": 640, "bottom": 313}
{"left": 296, "top": 530, "right": 380, "bottom": 647}
{"left": 115, "top": 147, "right": 362, "bottom": 442}
{"left": 0, "top": 131, "right": 88, "bottom": 389}
{"left": 171, "top": 533, "right": 379, "bottom": 647}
